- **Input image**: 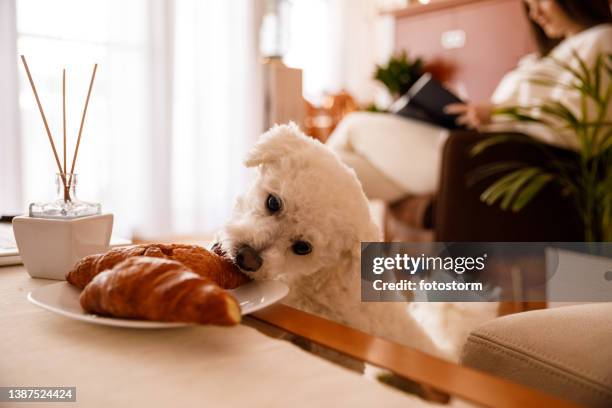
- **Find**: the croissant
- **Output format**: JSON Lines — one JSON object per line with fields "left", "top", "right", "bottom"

{"left": 67, "top": 243, "right": 250, "bottom": 290}
{"left": 80, "top": 256, "right": 241, "bottom": 325}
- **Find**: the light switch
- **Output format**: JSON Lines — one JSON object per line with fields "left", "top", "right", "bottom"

{"left": 441, "top": 29, "right": 466, "bottom": 49}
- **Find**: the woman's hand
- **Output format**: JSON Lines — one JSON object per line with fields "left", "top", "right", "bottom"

{"left": 444, "top": 102, "right": 493, "bottom": 129}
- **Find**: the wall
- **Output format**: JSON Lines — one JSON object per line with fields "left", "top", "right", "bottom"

{"left": 394, "top": 0, "right": 536, "bottom": 101}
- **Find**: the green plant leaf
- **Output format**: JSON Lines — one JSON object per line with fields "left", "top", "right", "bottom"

{"left": 373, "top": 51, "right": 424, "bottom": 96}
{"left": 529, "top": 77, "right": 573, "bottom": 90}
{"left": 599, "top": 128, "right": 612, "bottom": 151}
{"left": 594, "top": 54, "right": 603, "bottom": 99}
{"left": 499, "top": 168, "right": 541, "bottom": 210}
{"left": 511, "top": 173, "right": 554, "bottom": 211}
{"left": 480, "top": 171, "right": 524, "bottom": 205}
{"left": 572, "top": 50, "right": 592, "bottom": 91}
{"left": 467, "top": 161, "right": 527, "bottom": 185}
{"left": 541, "top": 102, "right": 580, "bottom": 127}
{"left": 480, "top": 168, "right": 539, "bottom": 207}
{"left": 493, "top": 106, "right": 541, "bottom": 122}
{"left": 550, "top": 54, "right": 589, "bottom": 92}
{"left": 493, "top": 106, "right": 560, "bottom": 129}
{"left": 580, "top": 121, "right": 612, "bottom": 127}
{"left": 550, "top": 55, "right": 582, "bottom": 80}
{"left": 605, "top": 54, "right": 612, "bottom": 76}
{"left": 470, "top": 134, "right": 519, "bottom": 156}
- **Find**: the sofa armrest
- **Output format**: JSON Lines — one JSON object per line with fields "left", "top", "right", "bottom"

{"left": 461, "top": 303, "right": 612, "bottom": 407}
{"left": 434, "top": 131, "right": 583, "bottom": 241}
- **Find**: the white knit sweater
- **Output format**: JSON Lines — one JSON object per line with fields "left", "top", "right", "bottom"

{"left": 488, "top": 24, "right": 612, "bottom": 150}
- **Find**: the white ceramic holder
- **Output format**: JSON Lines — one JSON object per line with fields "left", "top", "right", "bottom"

{"left": 13, "top": 213, "right": 113, "bottom": 280}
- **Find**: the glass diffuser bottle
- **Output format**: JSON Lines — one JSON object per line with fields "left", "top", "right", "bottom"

{"left": 29, "top": 173, "right": 101, "bottom": 219}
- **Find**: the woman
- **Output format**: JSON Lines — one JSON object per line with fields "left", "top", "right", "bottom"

{"left": 326, "top": 0, "right": 612, "bottom": 202}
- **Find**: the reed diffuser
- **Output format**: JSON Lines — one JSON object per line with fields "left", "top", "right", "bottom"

{"left": 13, "top": 57, "right": 113, "bottom": 280}
{"left": 21, "top": 56, "right": 100, "bottom": 218}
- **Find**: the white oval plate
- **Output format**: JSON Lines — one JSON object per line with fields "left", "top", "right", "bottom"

{"left": 27, "top": 280, "right": 289, "bottom": 329}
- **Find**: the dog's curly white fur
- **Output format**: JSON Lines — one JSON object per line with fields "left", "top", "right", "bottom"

{"left": 216, "top": 123, "right": 443, "bottom": 357}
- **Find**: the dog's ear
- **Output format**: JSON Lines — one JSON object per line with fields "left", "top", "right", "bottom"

{"left": 245, "top": 122, "right": 317, "bottom": 167}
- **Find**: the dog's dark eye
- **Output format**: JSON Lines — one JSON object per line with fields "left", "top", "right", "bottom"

{"left": 266, "top": 194, "right": 282, "bottom": 214}
{"left": 292, "top": 240, "right": 312, "bottom": 255}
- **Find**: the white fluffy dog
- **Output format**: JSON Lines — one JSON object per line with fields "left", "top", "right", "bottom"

{"left": 215, "top": 123, "right": 443, "bottom": 357}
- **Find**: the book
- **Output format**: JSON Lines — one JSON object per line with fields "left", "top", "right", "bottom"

{"left": 389, "top": 73, "right": 465, "bottom": 130}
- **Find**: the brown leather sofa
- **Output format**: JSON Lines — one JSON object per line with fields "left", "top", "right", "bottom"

{"left": 433, "top": 131, "right": 584, "bottom": 242}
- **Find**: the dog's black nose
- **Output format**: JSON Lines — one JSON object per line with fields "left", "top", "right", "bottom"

{"left": 236, "top": 245, "right": 263, "bottom": 272}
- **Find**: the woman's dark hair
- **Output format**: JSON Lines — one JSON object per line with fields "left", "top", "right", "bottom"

{"left": 524, "top": 0, "right": 612, "bottom": 56}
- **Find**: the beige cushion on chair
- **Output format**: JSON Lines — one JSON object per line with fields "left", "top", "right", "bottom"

{"left": 460, "top": 303, "right": 612, "bottom": 408}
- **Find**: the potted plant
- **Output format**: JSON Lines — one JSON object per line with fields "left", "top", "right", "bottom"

{"left": 373, "top": 51, "right": 424, "bottom": 99}
{"left": 471, "top": 51, "right": 612, "bottom": 241}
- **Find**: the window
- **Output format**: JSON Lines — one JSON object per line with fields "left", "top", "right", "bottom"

{"left": 9, "top": 0, "right": 261, "bottom": 237}
{"left": 16, "top": 0, "right": 150, "bottom": 236}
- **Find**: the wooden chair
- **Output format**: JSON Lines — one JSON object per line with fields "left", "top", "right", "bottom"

{"left": 304, "top": 91, "right": 357, "bottom": 142}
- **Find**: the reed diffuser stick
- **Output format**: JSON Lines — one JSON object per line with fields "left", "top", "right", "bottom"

{"left": 62, "top": 68, "right": 66, "bottom": 174}
{"left": 62, "top": 68, "right": 69, "bottom": 201}
{"left": 20, "top": 55, "right": 66, "bottom": 189}
{"left": 68, "top": 63, "right": 98, "bottom": 181}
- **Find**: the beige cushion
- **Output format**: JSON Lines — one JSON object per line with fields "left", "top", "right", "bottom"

{"left": 461, "top": 304, "right": 612, "bottom": 408}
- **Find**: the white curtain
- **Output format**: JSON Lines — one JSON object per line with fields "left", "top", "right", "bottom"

{"left": 0, "top": 0, "right": 22, "bottom": 215}
{"left": 2, "top": 0, "right": 263, "bottom": 238}
{"left": 284, "top": 0, "right": 396, "bottom": 107}
{"left": 14, "top": 0, "right": 154, "bottom": 238}
{"left": 171, "top": 0, "right": 263, "bottom": 235}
